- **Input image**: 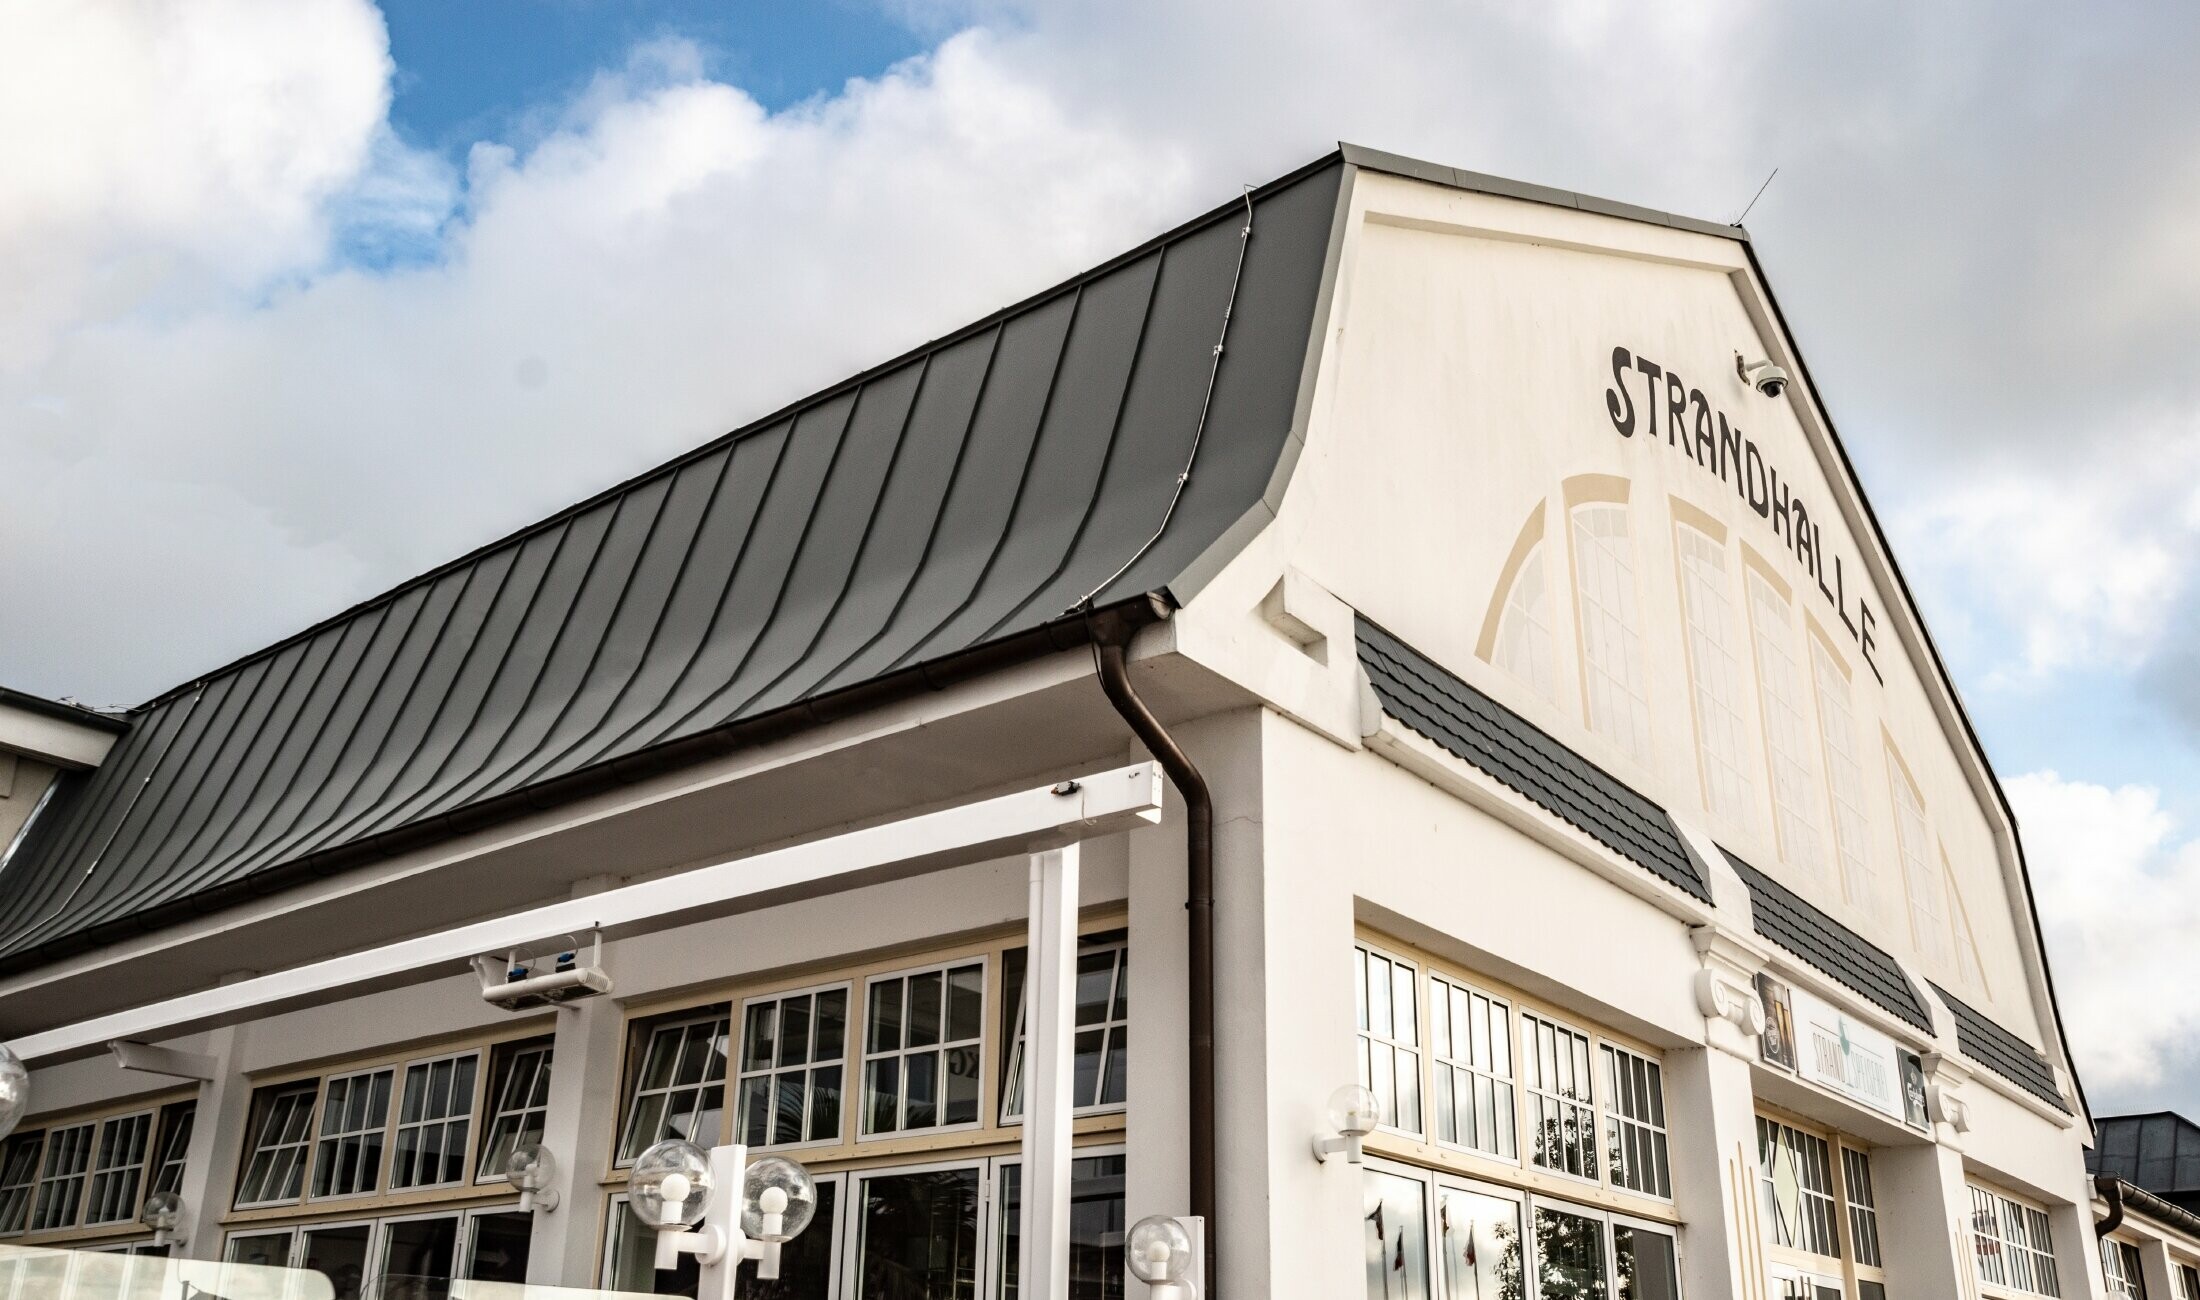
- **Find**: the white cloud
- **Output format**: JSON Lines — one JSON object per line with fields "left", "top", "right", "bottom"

{"left": 2013, "top": 769, "right": 2200, "bottom": 1094}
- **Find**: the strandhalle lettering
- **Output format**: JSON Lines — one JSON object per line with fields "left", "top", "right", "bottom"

{"left": 1605, "top": 345, "right": 1881, "bottom": 684}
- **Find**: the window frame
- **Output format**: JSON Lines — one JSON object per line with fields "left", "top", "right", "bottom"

{"left": 1001, "top": 933, "right": 1129, "bottom": 1124}
{"left": 1568, "top": 499, "right": 1655, "bottom": 764}
{"left": 81, "top": 1109, "right": 155, "bottom": 1228}
{"left": 475, "top": 1036, "right": 555, "bottom": 1184}
{"left": 149, "top": 1101, "right": 195, "bottom": 1199}
{"left": 1745, "top": 564, "right": 1832, "bottom": 882}
{"left": 307, "top": 1065, "right": 396, "bottom": 1202}
{"left": 1673, "top": 518, "right": 1760, "bottom": 832}
{"left": 2102, "top": 1236, "right": 2146, "bottom": 1300}
{"left": 857, "top": 956, "right": 990, "bottom": 1140}
{"left": 1967, "top": 1180, "right": 2063, "bottom": 1299}
{"left": 734, "top": 979, "right": 854, "bottom": 1152}
{"left": 615, "top": 1006, "right": 732, "bottom": 1167}
{"left": 1426, "top": 971, "right": 1517, "bottom": 1162}
{"left": 387, "top": 1048, "right": 482, "bottom": 1194}
{"left": 1354, "top": 941, "right": 1425, "bottom": 1139}
{"left": 234, "top": 1080, "right": 321, "bottom": 1210}
{"left": 28, "top": 1122, "right": 95, "bottom": 1234}
{"left": 0, "top": 1131, "right": 43, "bottom": 1238}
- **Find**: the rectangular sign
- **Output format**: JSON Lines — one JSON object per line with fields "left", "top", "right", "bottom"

{"left": 1789, "top": 987, "right": 1904, "bottom": 1121}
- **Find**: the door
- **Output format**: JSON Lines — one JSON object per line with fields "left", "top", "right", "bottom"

{"left": 463, "top": 1208, "right": 534, "bottom": 1284}
{"left": 844, "top": 1160, "right": 985, "bottom": 1300}
{"left": 375, "top": 1211, "right": 461, "bottom": 1298}
{"left": 1432, "top": 1178, "right": 1525, "bottom": 1300}
{"left": 300, "top": 1220, "right": 374, "bottom": 1300}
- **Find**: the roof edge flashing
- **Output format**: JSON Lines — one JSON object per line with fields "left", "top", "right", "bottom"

{"left": 1337, "top": 142, "right": 1747, "bottom": 244}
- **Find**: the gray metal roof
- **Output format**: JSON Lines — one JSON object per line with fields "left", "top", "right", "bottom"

{"left": 1720, "top": 847, "right": 1931, "bottom": 1031}
{"left": 1355, "top": 617, "right": 1711, "bottom": 903}
{"left": 2094, "top": 1114, "right": 2200, "bottom": 1198}
{"left": 1930, "top": 980, "right": 2068, "bottom": 1112}
{"left": 0, "top": 156, "right": 1349, "bottom": 971}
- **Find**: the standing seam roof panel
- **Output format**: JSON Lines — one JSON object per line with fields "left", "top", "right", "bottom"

{"left": 0, "top": 158, "right": 1350, "bottom": 966}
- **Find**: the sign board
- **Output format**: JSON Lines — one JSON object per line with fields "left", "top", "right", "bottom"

{"left": 1789, "top": 987, "right": 1903, "bottom": 1121}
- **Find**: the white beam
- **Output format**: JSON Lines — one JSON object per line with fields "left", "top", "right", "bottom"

{"left": 107, "top": 1041, "right": 218, "bottom": 1080}
{"left": 1019, "top": 843, "right": 1078, "bottom": 1299}
{"left": 8, "top": 765, "right": 1162, "bottom": 1065}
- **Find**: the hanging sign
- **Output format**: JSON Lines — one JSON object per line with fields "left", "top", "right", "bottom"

{"left": 1789, "top": 987, "right": 1904, "bottom": 1121}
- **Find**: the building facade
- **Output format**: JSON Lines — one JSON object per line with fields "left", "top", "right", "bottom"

{"left": 0, "top": 146, "right": 2115, "bottom": 1299}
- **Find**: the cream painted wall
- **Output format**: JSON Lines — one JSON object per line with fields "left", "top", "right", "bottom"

{"left": 1189, "top": 168, "right": 2046, "bottom": 1051}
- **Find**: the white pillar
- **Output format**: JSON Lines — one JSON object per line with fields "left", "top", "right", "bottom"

{"left": 1019, "top": 842, "right": 1079, "bottom": 1299}
{"left": 175, "top": 1020, "right": 252, "bottom": 1261}
{"left": 526, "top": 993, "right": 627, "bottom": 1287}
{"left": 2138, "top": 1235, "right": 2179, "bottom": 1300}
{"left": 1662, "top": 1045, "right": 1768, "bottom": 1299}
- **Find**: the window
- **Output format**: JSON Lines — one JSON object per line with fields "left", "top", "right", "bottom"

{"left": 2103, "top": 1239, "right": 2146, "bottom": 1300}
{"left": 1600, "top": 1044, "right": 1669, "bottom": 1198}
{"left": 618, "top": 1009, "right": 730, "bottom": 1163}
{"left": 1363, "top": 1165, "right": 1432, "bottom": 1299}
{"left": 1002, "top": 935, "right": 1128, "bottom": 1121}
{"left": 994, "top": 1153, "right": 1127, "bottom": 1299}
{"left": 1437, "top": 1183, "right": 1526, "bottom": 1299}
{"left": 1889, "top": 752, "right": 1951, "bottom": 967}
{"left": 151, "top": 1102, "right": 194, "bottom": 1197}
{"left": 477, "top": 1039, "right": 554, "bottom": 1181}
{"left": 736, "top": 984, "right": 850, "bottom": 1148}
{"left": 1496, "top": 542, "right": 1560, "bottom": 704}
{"left": 236, "top": 1082, "right": 318, "bottom": 1207}
{"left": 29, "top": 1123, "right": 93, "bottom": 1232}
{"left": 1428, "top": 973, "right": 1515, "bottom": 1159}
{"left": 1522, "top": 1013, "right": 1597, "bottom": 1183}
{"left": 861, "top": 960, "right": 985, "bottom": 1136}
{"left": 1841, "top": 1147, "right": 1880, "bottom": 1269}
{"left": 83, "top": 1112, "right": 152, "bottom": 1226}
{"left": 310, "top": 1068, "right": 394, "bottom": 1199}
{"left": 1809, "top": 639, "right": 1882, "bottom": 917}
{"left": 1757, "top": 1117, "right": 1837, "bottom": 1257}
{"left": 1572, "top": 504, "right": 1652, "bottom": 762}
{"left": 1749, "top": 572, "right": 1829, "bottom": 879}
{"left": 1676, "top": 525, "right": 1756, "bottom": 828}
{"left": 391, "top": 1052, "right": 479, "bottom": 1190}
{"left": 1355, "top": 944, "right": 1422, "bottom": 1136}
{"left": 1970, "top": 1184, "right": 2061, "bottom": 1296}
{"left": 2178, "top": 1262, "right": 2199, "bottom": 1300}
{"left": 0, "top": 1133, "right": 42, "bottom": 1236}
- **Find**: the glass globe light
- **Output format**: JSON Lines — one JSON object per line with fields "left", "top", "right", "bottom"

{"left": 1327, "top": 1083, "right": 1382, "bottom": 1138}
{"left": 1125, "top": 1215, "right": 1194, "bottom": 1284}
{"left": 628, "top": 1139, "right": 712, "bottom": 1228}
{"left": 0, "top": 1044, "right": 27, "bottom": 1143}
{"left": 504, "top": 1141, "right": 555, "bottom": 1193}
{"left": 740, "top": 1156, "right": 818, "bottom": 1243}
{"left": 139, "top": 1190, "right": 182, "bottom": 1233}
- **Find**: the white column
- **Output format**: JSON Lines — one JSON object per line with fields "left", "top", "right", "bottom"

{"left": 526, "top": 992, "right": 627, "bottom": 1287}
{"left": 2138, "top": 1235, "right": 2179, "bottom": 1300}
{"left": 1019, "top": 842, "right": 1079, "bottom": 1299}
{"left": 175, "top": 1020, "right": 252, "bottom": 1261}
{"left": 1662, "top": 1044, "right": 1769, "bottom": 1299}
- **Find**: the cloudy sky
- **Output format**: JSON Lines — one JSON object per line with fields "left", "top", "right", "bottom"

{"left": 3, "top": 0, "right": 2198, "bottom": 1116}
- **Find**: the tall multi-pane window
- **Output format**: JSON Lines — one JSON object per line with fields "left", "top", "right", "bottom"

{"left": 311, "top": 1068, "right": 393, "bottom": 1199}
{"left": 2103, "top": 1238, "right": 2146, "bottom": 1300}
{"left": 477, "top": 1039, "right": 553, "bottom": 1181}
{"left": 235, "top": 1083, "right": 317, "bottom": 1207}
{"left": 1521, "top": 1012, "right": 1597, "bottom": 1182}
{"left": 390, "top": 1052, "right": 478, "bottom": 1190}
{"left": 2177, "top": 1262, "right": 2199, "bottom": 1300}
{"left": 1811, "top": 639, "right": 1883, "bottom": 918}
{"left": 1676, "top": 524, "right": 1757, "bottom": 828}
{"left": 1003, "top": 936, "right": 1128, "bottom": 1121}
{"left": 861, "top": 960, "right": 985, "bottom": 1136}
{"left": 1749, "top": 571, "right": 1829, "bottom": 878}
{"left": 618, "top": 1009, "right": 730, "bottom": 1163}
{"left": 151, "top": 1102, "right": 194, "bottom": 1197}
{"left": 82, "top": 1112, "right": 152, "bottom": 1225}
{"left": 737, "top": 984, "right": 849, "bottom": 1147}
{"left": 1757, "top": 1117, "right": 1838, "bottom": 1256}
{"left": 1600, "top": 1044, "right": 1670, "bottom": 1198}
{"left": 1571, "top": 504, "right": 1652, "bottom": 762}
{"left": 30, "top": 1124, "right": 93, "bottom": 1232}
{"left": 1354, "top": 944, "right": 1422, "bottom": 1136}
{"left": 1969, "top": 1183, "right": 2060, "bottom": 1297}
{"left": 1842, "top": 1147, "right": 1881, "bottom": 1268}
{"left": 1889, "top": 752, "right": 1952, "bottom": 968}
{"left": 1495, "top": 543, "right": 1560, "bottom": 704}
{"left": 1428, "top": 973, "right": 1514, "bottom": 1158}
{"left": 0, "top": 1133, "right": 41, "bottom": 1235}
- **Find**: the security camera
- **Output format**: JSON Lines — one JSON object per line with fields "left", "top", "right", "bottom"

{"left": 1737, "top": 355, "right": 1790, "bottom": 399}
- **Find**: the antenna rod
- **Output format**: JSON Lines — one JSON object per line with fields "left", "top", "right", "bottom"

{"left": 1735, "top": 167, "right": 1779, "bottom": 226}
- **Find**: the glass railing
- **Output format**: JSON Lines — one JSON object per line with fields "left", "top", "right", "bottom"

{"left": 0, "top": 1245, "right": 660, "bottom": 1300}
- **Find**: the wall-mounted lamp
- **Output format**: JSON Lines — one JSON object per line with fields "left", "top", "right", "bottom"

{"left": 628, "top": 1139, "right": 817, "bottom": 1297}
{"left": 504, "top": 1141, "right": 560, "bottom": 1212}
{"left": 139, "top": 1190, "right": 183, "bottom": 1246}
{"left": 0, "top": 1043, "right": 26, "bottom": 1143}
{"left": 1312, "top": 1083, "right": 1381, "bottom": 1165}
{"left": 1125, "top": 1214, "right": 1202, "bottom": 1299}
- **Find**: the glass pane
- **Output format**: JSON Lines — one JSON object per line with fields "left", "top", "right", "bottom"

{"left": 225, "top": 1231, "right": 293, "bottom": 1269}
{"left": 1613, "top": 1224, "right": 1679, "bottom": 1300}
{"left": 301, "top": 1223, "right": 372, "bottom": 1300}
{"left": 818, "top": 989, "right": 848, "bottom": 1060}
{"left": 905, "top": 1051, "right": 939, "bottom": 1129}
{"left": 866, "top": 1058, "right": 900, "bottom": 1134}
{"left": 870, "top": 981, "right": 904, "bottom": 1054}
{"left": 744, "top": 1002, "right": 778, "bottom": 1073}
{"left": 811, "top": 1065, "right": 843, "bottom": 1143}
{"left": 1099, "top": 1027, "right": 1127, "bottom": 1107}
{"left": 909, "top": 972, "right": 945, "bottom": 1048}
{"left": 746, "top": 1180, "right": 840, "bottom": 1300}
{"left": 738, "top": 1075, "right": 772, "bottom": 1146}
{"left": 855, "top": 1167, "right": 981, "bottom": 1299}
{"left": 1075, "top": 952, "right": 1115, "bottom": 1026}
{"left": 781, "top": 996, "right": 814, "bottom": 1068}
{"left": 773, "top": 1072, "right": 809, "bottom": 1147}
{"left": 1363, "top": 1168, "right": 1432, "bottom": 1300}
{"left": 1073, "top": 1029, "right": 1105, "bottom": 1108}
{"left": 1534, "top": 1205, "right": 1609, "bottom": 1300}
{"left": 466, "top": 1210, "right": 533, "bottom": 1283}
{"left": 948, "top": 963, "right": 985, "bottom": 1043}
{"left": 997, "top": 1154, "right": 1126, "bottom": 1300}
{"left": 1438, "top": 1186, "right": 1524, "bottom": 1300}
{"left": 378, "top": 1215, "right": 460, "bottom": 1296}
{"left": 945, "top": 1047, "right": 982, "bottom": 1126}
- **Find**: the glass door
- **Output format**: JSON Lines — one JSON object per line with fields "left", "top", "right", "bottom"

{"left": 845, "top": 1159, "right": 985, "bottom": 1300}
{"left": 991, "top": 1149, "right": 1126, "bottom": 1300}
{"left": 300, "top": 1220, "right": 374, "bottom": 1300}
{"left": 741, "top": 1173, "right": 843, "bottom": 1299}
{"left": 462, "top": 1207, "right": 534, "bottom": 1284}
{"left": 1432, "top": 1177, "right": 1525, "bottom": 1300}
{"left": 374, "top": 1210, "right": 460, "bottom": 1297}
